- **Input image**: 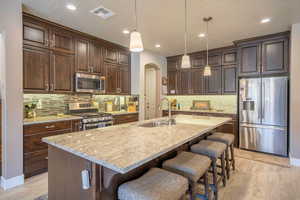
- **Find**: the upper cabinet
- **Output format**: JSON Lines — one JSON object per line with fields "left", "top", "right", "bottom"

{"left": 191, "top": 54, "right": 206, "bottom": 68}
{"left": 222, "top": 65, "right": 237, "bottom": 94}
{"left": 167, "top": 57, "right": 180, "bottom": 71}
{"left": 208, "top": 52, "right": 222, "bottom": 66}
{"left": 23, "top": 13, "right": 131, "bottom": 95}
{"left": 23, "top": 18, "right": 50, "bottom": 48}
{"left": 205, "top": 66, "right": 222, "bottom": 94}
{"left": 222, "top": 50, "right": 237, "bottom": 65}
{"left": 236, "top": 32, "right": 290, "bottom": 77}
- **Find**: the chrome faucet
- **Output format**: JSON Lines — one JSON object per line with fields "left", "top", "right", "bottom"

{"left": 159, "top": 97, "right": 173, "bottom": 125}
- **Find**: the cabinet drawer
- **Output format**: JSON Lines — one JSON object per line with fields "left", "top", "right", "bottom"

{"left": 114, "top": 114, "right": 138, "bottom": 125}
{"left": 24, "top": 129, "right": 71, "bottom": 153}
{"left": 24, "top": 121, "right": 72, "bottom": 136}
{"left": 24, "top": 150, "right": 48, "bottom": 178}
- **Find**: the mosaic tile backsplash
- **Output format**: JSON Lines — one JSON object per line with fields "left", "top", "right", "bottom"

{"left": 24, "top": 94, "right": 138, "bottom": 117}
{"left": 166, "top": 95, "right": 237, "bottom": 113}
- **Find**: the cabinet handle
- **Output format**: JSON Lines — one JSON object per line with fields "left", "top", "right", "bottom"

{"left": 50, "top": 84, "right": 54, "bottom": 91}
{"left": 91, "top": 66, "right": 94, "bottom": 73}
{"left": 45, "top": 125, "right": 55, "bottom": 129}
{"left": 45, "top": 157, "right": 48, "bottom": 160}
{"left": 45, "top": 84, "right": 49, "bottom": 91}
{"left": 45, "top": 39, "right": 49, "bottom": 46}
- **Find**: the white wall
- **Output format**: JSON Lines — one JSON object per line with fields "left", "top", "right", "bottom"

{"left": 131, "top": 50, "right": 167, "bottom": 120}
{"left": 290, "top": 23, "right": 300, "bottom": 166}
{"left": 0, "top": 0, "right": 24, "bottom": 189}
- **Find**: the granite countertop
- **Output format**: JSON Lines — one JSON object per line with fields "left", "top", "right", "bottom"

{"left": 23, "top": 115, "right": 83, "bottom": 125}
{"left": 164, "top": 109, "right": 237, "bottom": 115}
{"left": 42, "top": 114, "right": 231, "bottom": 174}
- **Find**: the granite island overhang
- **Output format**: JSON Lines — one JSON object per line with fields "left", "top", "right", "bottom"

{"left": 42, "top": 115, "right": 232, "bottom": 200}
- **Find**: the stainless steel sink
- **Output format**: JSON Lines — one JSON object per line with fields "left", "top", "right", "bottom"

{"left": 139, "top": 119, "right": 176, "bottom": 128}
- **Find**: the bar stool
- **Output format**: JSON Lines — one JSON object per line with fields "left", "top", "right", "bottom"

{"left": 207, "top": 132, "right": 235, "bottom": 179}
{"left": 162, "top": 151, "right": 211, "bottom": 200}
{"left": 191, "top": 140, "right": 227, "bottom": 200}
{"left": 118, "top": 168, "right": 188, "bottom": 200}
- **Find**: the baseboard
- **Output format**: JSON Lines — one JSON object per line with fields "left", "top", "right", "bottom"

{"left": 290, "top": 156, "right": 300, "bottom": 167}
{"left": 0, "top": 174, "right": 24, "bottom": 190}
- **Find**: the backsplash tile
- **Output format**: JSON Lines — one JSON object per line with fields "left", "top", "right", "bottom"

{"left": 166, "top": 95, "right": 237, "bottom": 113}
{"left": 24, "top": 94, "right": 138, "bottom": 118}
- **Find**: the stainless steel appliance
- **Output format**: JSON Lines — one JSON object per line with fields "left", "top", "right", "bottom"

{"left": 69, "top": 102, "right": 113, "bottom": 131}
{"left": 75, "top": 73, "right": 105, "bottom": 93}
{"left": 239, "top": 77, "right": 288, "bottom": 156}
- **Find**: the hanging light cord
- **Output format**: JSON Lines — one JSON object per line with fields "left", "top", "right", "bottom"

{"left": 134, "top": 0, "right": 138, "bottom": 31}
{"left": 206, "top": 20, "right": 209, "bottom": 65}
{"left": 184, "top": 0, "right": 187, "bottom": 55}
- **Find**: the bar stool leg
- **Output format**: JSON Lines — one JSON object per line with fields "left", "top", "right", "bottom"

{"left": 221, "top": 153, "right": 227, "bottom": 187}
{"left": 204, "top": 171, "right": 209, "bottom": 200}
{"left": 211, "top": 159, "right": 218, "bottom": 200}
{"left": 230, "top": 144, "right": 235, "bottom": 171}
{"left": 225, "top": 147, "right": 230, "bottom": 180}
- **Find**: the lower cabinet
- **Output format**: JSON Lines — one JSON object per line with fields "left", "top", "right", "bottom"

{"left": 113, "top": 113, "right": 139, "bottom": 125}
{"left": 162, "top": 110, "right": 238, "bottom": 147}
{"left": 23, "top": 120, "right": 76, "bottom": 178}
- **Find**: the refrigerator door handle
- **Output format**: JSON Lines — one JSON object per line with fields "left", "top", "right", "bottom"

{"left": 262, "top": 81, "right": 265, "bottom": 120}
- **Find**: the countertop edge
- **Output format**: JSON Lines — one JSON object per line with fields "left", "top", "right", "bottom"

{"left": 42, "top": 118, "right": 231, "bottom": 174}
{"left": 23, "top": 116, "right": 83, "bottom": 125}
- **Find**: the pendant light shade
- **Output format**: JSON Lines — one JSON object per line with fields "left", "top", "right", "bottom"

{"left": 130, "top": 31, "right": 144, "bottom": 52}
{"left": 203, "top": 17, "right": 212, "bottom": 76}
{"left": 130, "top": 0, "right": 144, "bottom": 53}
{"left": 181, "top": 54, "right": 191, "bottom": 69}
{"left": 203, "top": 64, "right": 212, "bottom": 76}
{"left": 181, "top": 0, "right": 191, "bottom": 68}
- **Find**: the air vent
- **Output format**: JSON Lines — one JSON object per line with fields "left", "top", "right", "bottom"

{"left": 90, "top": 6, "right": 115, "bottom": 19}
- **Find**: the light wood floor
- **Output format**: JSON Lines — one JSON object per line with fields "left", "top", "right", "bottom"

{"left": 0, "top": 150, "right": 299, "bottom": 200}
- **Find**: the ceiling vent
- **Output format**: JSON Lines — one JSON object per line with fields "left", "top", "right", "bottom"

{"left": 90, "top": 6, "right": 115, "bottom": 19}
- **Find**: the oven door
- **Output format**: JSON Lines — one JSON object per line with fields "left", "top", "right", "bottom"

{"left": 83, "top": 121, "right": 113, "bottom": 130}
{"left": 75, "top": 73, "right": 105, "bottom": 93}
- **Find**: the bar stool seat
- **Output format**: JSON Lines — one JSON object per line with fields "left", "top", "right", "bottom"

{"left": 191, "top": 140, "right": 227, "bottom": 159}
{"left": 163, "top": 151, "right": 211, "bottom": 182}
{"left": 118, "top": 168, "right": 188, "bottom": 200}
{"left": 207, "top": 132, "right": 234, "bottom": 146}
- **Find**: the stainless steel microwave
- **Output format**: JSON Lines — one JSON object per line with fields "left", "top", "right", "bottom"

{"left": 75, "top": 73, "right": 105, "bottom": 93}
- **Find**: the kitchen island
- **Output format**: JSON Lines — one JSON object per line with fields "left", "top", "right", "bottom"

{"left": 43, "top": 115, "right": 231, "bottom": 200}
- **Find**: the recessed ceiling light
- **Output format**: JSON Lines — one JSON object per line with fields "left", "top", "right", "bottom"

{"left": 261, "top": 18, "right": 271, "bottom": 24}
{"left": 123, "top": 29, "right": 130, "bottom": 34}
{"left": 66, "top": 4, "right": 77, "bottom": 11}
{"left": 198, "top": 33, "right": 206, "bottom": 38}
{"left": 155, "top": 44, "right": 161, "bottom": 48}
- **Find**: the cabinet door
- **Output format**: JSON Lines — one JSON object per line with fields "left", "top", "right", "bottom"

{"left": 222, "top": 65, "right": 237, "bottom": 94}
{"left": 208, "top": 53, "right": 222, "bottom": 66}
{"left": 120, "top": 69, "right": 130, "bottom": 94}
{"left": 23, "top": 46, "right": 50, "bottom": 92}
{"left": 75, "top": 38, "right": 89, "bottom": 73}
{"left": 50, "top": 28, "right": 75, "bottom": 53}
{"left": 167, "top": 58, "right": 180, "bottom": 71}
{"left": 104, "top": 47, "right": 118, "bottom": 63}
{"left": 262, "top": 38, "right": 289, "bottom": 74}
{"left": 23, "top": 20, "right": 49, "bottom": 48}
{"left": 167, "top": 71, "right": 178, "bottom": 95}
{"left": 205, "top": 66, "right": 222, "bottom": 94}
{"left": 106, "top": 64, "right": 118, "bottom": 94}
{"left": 191, "top": 54, "right": 206, "bottom": 68}
{"left": 222, "top": 50, "right": 237, "bottom": 65}
{"left": 238, "top": 43, "right": 261, "bottom": 76}
{"left": 89, "top": 41, "right": 103, "bottom": 74}
{"left": 191, "top": 69, "right": 204, "bottom": 94}
{"left": 179, "top": 70, "right": 191, "bottom": 94}
{"left": 50, "top": 51, "right": 74, "bottom": 93}
{"left": 118, "top": 50, "right": 130, "bottom": 65}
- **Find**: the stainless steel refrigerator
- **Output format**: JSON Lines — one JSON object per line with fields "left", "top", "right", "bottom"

{"left": 239, "top": 77, "right": 288, "bottom": 156}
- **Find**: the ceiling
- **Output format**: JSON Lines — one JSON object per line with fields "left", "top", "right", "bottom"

{"left": 22, "top": 0, "right": 300, "bottom": 57}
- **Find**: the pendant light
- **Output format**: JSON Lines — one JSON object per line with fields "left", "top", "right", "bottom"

{"left": 181, "top": 0, "right": 191, "bottom": 68}
{"left": 130, "top": 0, "right": 144, "bottom": 52}
{"left": 203, "top": 17, "right": 212, "bottom": 76}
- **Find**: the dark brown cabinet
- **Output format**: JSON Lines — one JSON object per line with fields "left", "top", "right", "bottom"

{"left": 89, "top": 41, "right": 104, "bottom": 74}
{"left": 23, "top": 19, "right": 49, "bottom": 48}
{"left": 179, "top": 70, "right": 191, "bottom": 94}
{"left": 167, "top": 58, "right": 180, "bottom": 71}
{"left": 104, "top": 47, "right": 118, "bottom": 64}
{"left": 118, "top": 51, "right": 130, "bottom": 65}
{"left": 238, "top": 43, "right": 261, "bottom": 76}
{"left": 205, "top": 66, "right": 222, "bottom": 94}
{"left": 50, "top": 27, "right": 75, "bottom": 54}
{"left": 236, "top": 32, "right": 289, "bottom": 76}
{"left": 222, "top": 65, "right": 237, "bottom": 94}
{"left": 106, "top": 64, "right": 119, "bottom": 94}
{"left": 208, "top": 53, "right": 222, "bottom": 66}
{"left": 75, "top": 38, "right": 89, "bottom": 73}
{"left": 113, "top": 113, "right": 139, "bottom": 125}
{"left": 191, "top": 69, "right": 204, "bottom": 94}
{"left": 262, "top": 38, "right": 289, "bottom": 74}
{"left": 222, "top": 50, "right": 237, "bottom": 65}
{"left": 23, "top": 46, "right": 50, "bottom": 92}
{"left": 51, "top": 51, "right": 74, "bottom": 93}
{"left": 120, "top": 69, "right": 130, "bottom": 94}
{"left": 191, "top": 54, "right": 206, "bottom": 68}
{"left": 167, "top": 70, "right": 178, "bottom": 95}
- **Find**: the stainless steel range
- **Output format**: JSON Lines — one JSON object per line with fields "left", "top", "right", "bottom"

{"left": 68, "top": 102, "right": 113, "bottom": 130}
